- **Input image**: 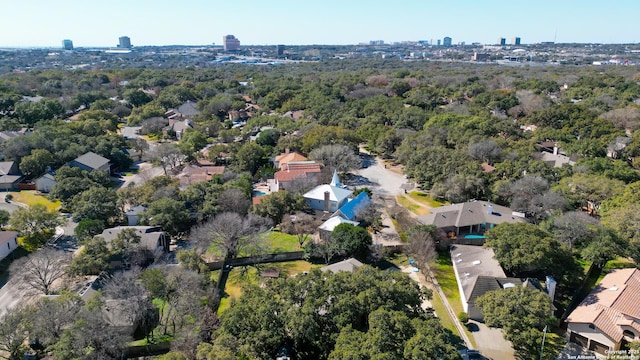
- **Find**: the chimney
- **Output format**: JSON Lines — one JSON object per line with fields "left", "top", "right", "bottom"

{"left": 553, "top": 146, "right": 558, "bottom": 155}
{"left": 324, "top": 191, "right": 330, "bottom": 212}
{"left": 487, "top": 205, "right": 493, "bottom": 215}
{"left": 285, "top": 148, "right": 290, "bottom": 154}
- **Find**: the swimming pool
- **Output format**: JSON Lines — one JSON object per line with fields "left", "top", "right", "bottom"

{"left": 464, "top": 234, "right": 486, "bottom": 239}
{"left": 253, "top": 191, "right": 267, "bottom": 197}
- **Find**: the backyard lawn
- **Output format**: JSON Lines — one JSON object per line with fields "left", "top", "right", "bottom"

{"left": 430, "top": 251, "right": 463, "bottom": 314}
{"left": 8, "top": 190, "right": 60, "bottom": 212}
{"left": 266, "top": 231, "right": 302, "bottom": 252}
{"left": 216, "top": 260, "right": 321, "bottom": 314}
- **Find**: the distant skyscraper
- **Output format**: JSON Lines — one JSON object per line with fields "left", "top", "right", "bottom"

{"left": 276, "top": 44, "right": 285, "bottom": 56}
{"left": 437, "top": 39, "right": 441, "bottom": 46}
{"left": 443, "top": 37, "right": 452, "bottom": 47}
{"left": 512, "top": 37, "right": 521, "bottom": 45}
{"left": 223, "top": 35, "right": 241, "bottom": 51}
{"left": 62, "top": 39, "right": 73, "bottom": 50}
{"left": 118, "top": 36, "right": 132, "bottom": 48}
{"left": 498, "top": 37, "right": 506, "bottom": 46}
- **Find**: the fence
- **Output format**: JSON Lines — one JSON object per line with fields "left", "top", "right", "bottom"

{"left": 206, "top": 251, "right": 305, "bottom": 270}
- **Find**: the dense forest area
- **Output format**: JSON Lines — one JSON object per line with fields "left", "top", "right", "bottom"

{"left": 1, "top": 59, "right": 640, "bottom": 359}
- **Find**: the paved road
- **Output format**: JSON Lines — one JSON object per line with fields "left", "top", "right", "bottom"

{"left": 118, "top": 162, "right": 165, "bottom": 188}
{"left": 354, "top": 152, "right": 407, "bottom": 196}
{"left": 0, "top": 218, "right": 78, "bottom": 318}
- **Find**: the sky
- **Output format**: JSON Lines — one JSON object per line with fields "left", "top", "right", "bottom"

{"left": 1, "top": 0, "right": 638, "bottom": 48}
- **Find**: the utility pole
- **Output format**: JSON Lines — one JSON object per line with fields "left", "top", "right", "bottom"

{"left": 540, "top": 325, "right": 548, "bottom": 360}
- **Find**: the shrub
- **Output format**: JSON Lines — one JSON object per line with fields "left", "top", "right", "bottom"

{"left": 458, "top": 312, "right": 469, "bottom": 324}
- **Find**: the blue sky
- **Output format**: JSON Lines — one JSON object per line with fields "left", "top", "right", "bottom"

{"left": 1, "top": 0, "right": 638, "bottom": 47}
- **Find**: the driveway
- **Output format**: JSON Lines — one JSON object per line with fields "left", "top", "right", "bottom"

{"left": 468, "top": 320, "right": 516, "bottom": 360}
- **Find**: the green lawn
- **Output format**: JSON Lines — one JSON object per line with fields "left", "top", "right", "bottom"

{"left": 407, "top": 191, "right": 446, "bottom": 208}
{"left": 430, "top": 251, "right": 462, "bottom": 312}
{"left": 396, "top": 195, "right": 431, "bottom": 216}
{"left": 265, "top": 231, "right": 302, "bottom": 252}
{"left": 8, "top": 190, "right": 60, "bottom": 212}
{"left": 216, "top": 260, "right": 321, "bottom": 314}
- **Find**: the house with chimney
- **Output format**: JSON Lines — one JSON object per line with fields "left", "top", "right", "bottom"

{"left": 273, "top": 161, "right": 322, "bottom": 191}
{"left": 451, "top": 244, "right": 545, "bottom": 321}
{"left": 536, "top": 141, "right": 576, "bottom": 168}
{"left": 303, "top": 170, "right": 352, "bottom": 213}
{"left": 173, "top": 161, "right": 225, "bottom": 189}
{"left": 566, "top": 268, "right": 640, "bottom": 355}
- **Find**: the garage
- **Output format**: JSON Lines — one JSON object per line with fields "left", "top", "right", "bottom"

{"left": 569, "top": 332, "right": 589, "bottom": 348}
{"left": 588, "top": 340, "right": 610, "bottom": 355}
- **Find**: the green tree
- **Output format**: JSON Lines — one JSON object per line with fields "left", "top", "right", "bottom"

{"left": 72, "top": 186, "right": 120, "bottom": 223}
{"left": 74, "top": 218, "right": 106, "bottom": 243}
{"left": 9, "top": 204, "right": 62, "bottom": 251}
{"left": 19, "top": 149, "right": 54, "bottom": 179}
{"left": 485, "top": 222, "right": 574, "bottom": 277}
{"left": 252, "top": 190, "right": 305, "bottom": 225}
{"left": 476, "top": 286, "right": 554, "bottom": 359}
{"left": 233, "top": 142, "right": 267, "bottom": 176}
{"left": 0, "top": 308, "right": 29, "bottom": 360}
{"left": 69, "top": 236, "right": 111, "bottom": 275}
{"left": 124, "top": 88, "right": 153, "bottom": 107}
{"left": 330, "top": 223, "right": 372, "bottom": 260}
{"left": 0, "top": 209, "right": 9, "bottom": 229}
{"left": 140, "top": 197, "right": 190, "bottom": 235}
{"left": 178, "top": 129, "right": 208, "bottom": 161}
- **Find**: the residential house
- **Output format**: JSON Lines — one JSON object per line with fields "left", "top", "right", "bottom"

{"left": 34, "top": 172, "right": 57, "bottom": 193}
{"left": 69, "top": 152, "right": 111, "bottom": 174}
{"left": 303, "top": 171, "right": 352, "bottom": 212}
{"left": 273, "top": 150, "right": 308, "bottom": 169}
{"left": 450, "top": 244, "right": 541, "bottom": 321}
{"left": 566, "top": 268, "right": 640, "bottom": 355}
{"left": 417, "top": 200, "right": 524, "bottom": 238}
{"left": 164, "top": 119, "right": 193, "bottom": 140}
{"left": 174, "top": 162, "right": 225, "bottom": 189}
{"left": 318, "top": 216, "right": 360, "bottom": 242}
{"left": 536, "top": 141, "right": 576, "bottom": 168}
{"left": 332, "top": 191, "right": 370, "bottom": 221}
{"left": 164, "top": 100, "right": 200, "bottom": 120}
{"left": 99, "top": 226, "right": 169, "bottom": 264}
{"left": 0, "top": 161, "right": 23, "bottom": 190}
{"left": 273, "top": 161, "right": 322, "bottom": 191}
{"left": 321, "top": 258, "right": 364, "bottom": 274}
{"left": 125, "top": 205, "right": 147, "bottom": 226}
{"left": 0, "top": 231, "right": 20, "bottom": 261}
{"left": 606, "top": 137, "right": 630, "bottom": 159}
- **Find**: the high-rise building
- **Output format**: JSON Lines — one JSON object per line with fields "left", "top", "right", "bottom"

{"left": 512, "top": 37, "right": 521, "bottom": 45}
{"left": 498, "top": 37, "right": 506, "bottom": 46}
{"left": 223, "top": 35, "right": 241, "bottom": 51}
{"left": 437, "top": 39, "right": 441, "bottom": 46}
{"left": 276, "top": 44, "right": 285, "bottom": 56}
{"left": 118, "top": 36, "right": 132, "bottom": 48}
{"left": 443, "top": 37, "right": 452, "bottom": 47}
{"left": 62, "top": 39, "right": 73, "bottom": 50}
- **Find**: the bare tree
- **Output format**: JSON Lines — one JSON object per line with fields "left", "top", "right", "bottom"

{"left": 28, "top": 294, "right": 80, "bottom": 348}
{"left": 151, "top": 143, "right": 183, "bottom": 176}
{"left": 0, "top": 307, "right": 29, "bottom": 360}
{"left": 406, "top": 225, "right": 437, "bottom": 268}
{"left": 281, "top": 212, "right": 318, "bottom": 249}
{"left": 216, "top": 188, "right": 251, "bottom": 215}
{"left": 310, "top": 144, "right": 361, "bottom": 173}
{"left": 128, "top": 138, "right": 150, "bottom": 161}
{"left": 287, "top": 175, "right": 318, "bottom": 195}
{"left": 191, "top": 212, "right": 272, "bottom": 259}
{"left": 467, "top": 140, "right": 502, "bottom": 164}
{"left": 103, "top": 269, "right": 157, "bottom": 341}
{"left": 10, "top": 248, "right": 71, "bottom": 295}
{"left": 552, "top": 211, "right": 599, "bottom": 250}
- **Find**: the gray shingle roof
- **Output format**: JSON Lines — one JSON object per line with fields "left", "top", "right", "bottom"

{"left": 73, "top": 152, "right": 110, "bottom": 170}
{"left": 418, "top": 200, "right": 524, "bottom": 229}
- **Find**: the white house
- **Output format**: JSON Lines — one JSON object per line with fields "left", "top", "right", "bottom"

{"left": 303, "top": 171, "right": 352, "bottom": 212}
{"left": 0, "top": 231, "right": 20, "bottom": 261}
{"left": 35, "top": 173, "right": 57, "bottom": 193}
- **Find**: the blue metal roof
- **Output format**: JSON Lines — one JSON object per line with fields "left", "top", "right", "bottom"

{"left": 334, "top": 191, "right": 370, "bottom": 220}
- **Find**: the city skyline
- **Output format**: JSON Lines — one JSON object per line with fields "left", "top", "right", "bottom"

{"left": 1, "top": 0, "right": 638, "bottom": 48}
